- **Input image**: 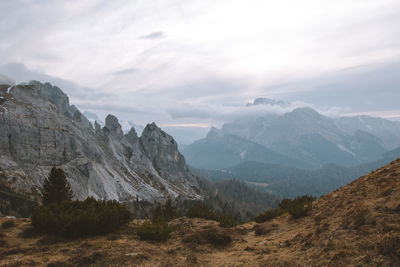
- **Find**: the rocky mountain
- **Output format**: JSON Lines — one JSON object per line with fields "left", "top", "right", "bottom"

{"left": 182, "top": 127, "right": 311, "bottom": 169}
{"left": 219, "top": 106, "right": 395, "bottom": 168}
{"left": 0, "top": 81, "right": 201, "bottom": 202}
{"left": 83, "top": 111, "right": 145, "bottom": 135}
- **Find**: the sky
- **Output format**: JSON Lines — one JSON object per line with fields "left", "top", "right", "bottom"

{"left": 1, "top": 0, "right": 400, "bottom": 139}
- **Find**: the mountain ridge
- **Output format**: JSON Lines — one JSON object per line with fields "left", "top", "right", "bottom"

{"left": 0, "top": 81, "right": 201, "bottom": 202}
{"left": 182, "top": 127, "right": 311, "bottom": 170}
{"left": 185, "top": 104, "right": 398, "bottom": 170}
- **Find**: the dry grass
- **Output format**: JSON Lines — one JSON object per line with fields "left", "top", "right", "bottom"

{"left": 1, "top": 158, "right": 400, "bottom": 266}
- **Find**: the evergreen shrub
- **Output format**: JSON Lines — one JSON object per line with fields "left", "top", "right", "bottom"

{"left": 31, "top": 197, "right": 131, "bottom": 237}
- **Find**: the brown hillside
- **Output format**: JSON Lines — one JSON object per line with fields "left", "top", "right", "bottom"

{"left": 0, "top": 159, "right": 399, "bottom": 266}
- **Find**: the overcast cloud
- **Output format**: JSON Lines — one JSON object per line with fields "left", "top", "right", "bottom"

{"left": 1, "top": 0, "right": 400, "bottom": 130}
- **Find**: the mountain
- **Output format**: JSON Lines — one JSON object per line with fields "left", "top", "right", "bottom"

{"left": 83, "top": 111, "right": 145, "bottom": 135}
{"left": 246, "top": 97, "right": 290, "bottom": 107}
{"left": 220, "top": 106, "right": 393, "bottom": 167}
{"left": 182, "top": 127, "right": 311, "bottom": 169}
{"left": 335, "top": 115, "right": 400, "bottom": 149}
{"left": 0, "top": 81, "right": 201, "bottom": 202}
{"left": 82, "top": 111, "right": 105, "bottom": 127}
{"left": 191, "top": 145, "right": 400, "bottom": 198}
{"left": 161, "top": 126, "right": 210, "bottom": 146}
{"left": 120, "top": 120, "right": 144, "bottom": 135}
{"left": 2, "top": 159, "right": 398, "bottom": 266}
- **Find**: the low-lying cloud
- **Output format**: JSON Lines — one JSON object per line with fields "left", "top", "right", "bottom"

{"left": 139, "top": 31, "right": 165, "bottom": 40}
{"left": 111, "top": 68, "right": 139, "bottom": 76}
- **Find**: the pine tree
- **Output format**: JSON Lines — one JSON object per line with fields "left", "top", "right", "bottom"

{"left": 41, "top": 167, "right": 73, "bottom": 205}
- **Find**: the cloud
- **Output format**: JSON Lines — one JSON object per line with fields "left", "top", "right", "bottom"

{"left": 1, "top": 0, "right": 400, "bottom": 128}
{"left": 0, "top": 62, "right": 115, "bottom": 101}
{"left": 280, "top": 60, "right": 400, "bottom": 114}
{"left": 111, "top": 67, "right": 139, "bottom": 75}
{"left": 166, "top": 100, "right": 313, "bottom": 124}
{"left": 76, "top": 101, "right": 154, "bottom": 115}
{"left": 139, "top": 31, "right": 165, "bottom": 40}
{"left": 0, "top": 74, "right": 15, "bottom": 85}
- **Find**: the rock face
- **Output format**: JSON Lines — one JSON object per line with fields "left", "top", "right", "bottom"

{"left": 0, "top": 81, "right": 201, "bottom": 202}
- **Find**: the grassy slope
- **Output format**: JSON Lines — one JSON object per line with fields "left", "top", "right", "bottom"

{"left": 1, "top": 159, "right": 399, "bottom": 266}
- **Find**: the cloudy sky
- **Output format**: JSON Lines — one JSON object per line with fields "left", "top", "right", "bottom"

{"left": 1, "top": 0, "right": 400, "bottom": 133}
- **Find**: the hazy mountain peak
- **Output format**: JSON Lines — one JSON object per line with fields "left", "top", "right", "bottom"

{"left": 104, "top": 114, "right": 124, "bottom": 139}
{"left": 125, "top": 127, "right": 138, "bottom": 143}
{"left": 142, "top": 122, "right": 161, "bottom": 134}
{"left": 206, "top": 126, "right": 223, "bottom": 139}
{"left": 246, "top": 97, "right": 289, "bottom": 107}
{"left": 287, "top": 106, "right": 322, "bottom": 119}
{"left": 141, "top": 122, "right": 174, "bottom": 144}
{"left": 105, "top": 114, "right": 121, "bottom": 130}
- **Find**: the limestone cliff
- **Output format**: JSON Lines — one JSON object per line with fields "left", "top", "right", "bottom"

{"left": 0, "top": 81, "right": 202, "bottom": 202}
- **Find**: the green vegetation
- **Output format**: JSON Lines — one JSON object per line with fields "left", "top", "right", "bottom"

{"left": 185, "top": 203, "right": 238, "bottom": 228}
{"left": 1, "top": 220, "right": 15, "bottom": 229}
{"left": 136, "top": 221, "right": 172, "bottom": 242}
{"left": 283, "top": 195, "right": 314, "bottom": 219}
{"left": 253, "top": 195, "right": 315, "bottom": 222}
{"left": 41, "top": 167, "right": 73, "bottom": 205}
{"left": 253, "top": 208, "right": 285, "bottom": 223}
{"left": 31, "top": 168, "right": 130, "bottom": 237}
{"left": 135, "top": 199, "right": 176, "bottom": 242}
{"left": 186, "top": 203, "right": 218, "bottom": 221}
{"left": 152, "top": 198, "right": 177, "bottom": 223}
{"left": 217, "top": 213, "right": 238, "bottom": 228}
{"left": 190, "top": 176, "right": 280, "bottom": 222}
{"left": 0, "top": 186, "right": 38, "bottom": 217}
{"left": 31, "top": 197, "right": 131, "bottom": 237}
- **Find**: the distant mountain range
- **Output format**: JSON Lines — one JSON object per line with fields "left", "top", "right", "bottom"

{"left": 183, "top": 101, "right": 400, "bottom": 170}
{"left": 183, "top": 127, "right": 312, "bottom": 169}
{"left": 183, "top": 98, "right": 400, "bottom": 197}
{"left": 191, "top": 146, "right": 400, "bottom": 198}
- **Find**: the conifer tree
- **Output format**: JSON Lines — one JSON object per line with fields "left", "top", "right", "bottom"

{"left": 41, "top": 167, "right": 73, "bottom": 205}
